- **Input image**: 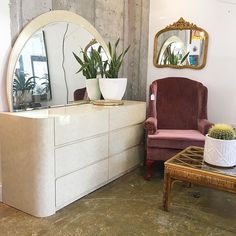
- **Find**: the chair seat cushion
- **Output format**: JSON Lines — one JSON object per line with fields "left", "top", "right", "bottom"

{"left": 148, "top": 129, "right": 205, "bottom": 149}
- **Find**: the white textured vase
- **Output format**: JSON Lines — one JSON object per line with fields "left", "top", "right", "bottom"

{"left": 86, "top": 78, "right": 101, "bottom": 100}
{"left": 99, "top": 78, "right": 127, "bottom": 100}
{"left": 204, "top": 135, "right": 236, "bottom": 167}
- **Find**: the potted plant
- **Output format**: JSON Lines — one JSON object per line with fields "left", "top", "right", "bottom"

{"left": 13, "top": 71, "right": 36, "bottom": 105}
{"left": 32, "top": 74, "right": 51, "bottom": 102}
{"left": 99, "top": 38, "right": 130, "bottom": 100}
{"left": 73, "top": 46, "right": 103, "bottom": 100}
{"left": 204, "top": 124, "right": 236, "bottom": 167}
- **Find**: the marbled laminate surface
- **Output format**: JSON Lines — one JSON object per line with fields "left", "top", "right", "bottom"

{"left": 0, "top": 164, "right": 235, "bottom": 236}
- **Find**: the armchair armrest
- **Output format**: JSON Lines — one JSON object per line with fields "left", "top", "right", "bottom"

{"left": 144, "top": 117, "right": 157, "bottom": 134}
{"left": 198, "top": 119, "right": 214, "bottom": 135}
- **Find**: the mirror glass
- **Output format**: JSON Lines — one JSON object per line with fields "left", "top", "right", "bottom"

{"left": 153, "top": 18, "right": 208, "bottom": 69}
{"left": 13, "top": 30, "right": 52, "bottom": 110}
{"left": 10, "top": 12, "right": 109, "bottom": 111}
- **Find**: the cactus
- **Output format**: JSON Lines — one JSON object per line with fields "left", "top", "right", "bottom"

{"left": 208, "top": 124, "right": 236, "bottom": 140}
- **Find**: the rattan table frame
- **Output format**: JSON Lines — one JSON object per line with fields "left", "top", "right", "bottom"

{"left": 163, "top": 146, "right": 236, "bottom": 211}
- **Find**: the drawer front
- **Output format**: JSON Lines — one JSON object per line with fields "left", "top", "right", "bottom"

{"left": 109, "top": 124, "right": 144, "bottom": 156}
{"left": 56, "top": 159, "right": 108, "bottom": 208}
{"left": 109, "top": 145, "right": 144, "bottom": 179}
{"left": 55, "top": 135, "right": 108, "bottom": 178}
{"left": 55, "top": 109, "right": 109, "bottom": 145}
{"left": 109, "top": 103, "right": 146, "bottom": 131}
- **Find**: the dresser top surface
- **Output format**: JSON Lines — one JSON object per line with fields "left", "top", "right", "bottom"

{"left": 0, "top": 100, "right": 146, "bottom": 119}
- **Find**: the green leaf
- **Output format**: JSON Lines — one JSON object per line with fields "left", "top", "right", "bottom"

{"left": 123, "top": 45, "right": 130, "bottom": 56}
{"left": 98, "top": 45, "right": 102, "bottom": 53}
{"left": 180, "top": 52, "right": 190, "bottom": 64}
{"left": 73, "top": 52, "right": 84, "bottom": 66}
{"left": 115, "top": 38, "right": 120, "bottom": 48}
{"left": 105, "top": 40, "right": 130, "bottom": 78}
{"left": 108, "top": 42, "right": 112, "bottom": 57}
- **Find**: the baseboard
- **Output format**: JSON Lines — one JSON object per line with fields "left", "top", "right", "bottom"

{"left": 0, "top": 184, "right": 2, "bottom": 202}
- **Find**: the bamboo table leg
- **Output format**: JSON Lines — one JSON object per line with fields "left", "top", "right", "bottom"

{"left": 163, "top": 171, "right": 173, "bottom": 211}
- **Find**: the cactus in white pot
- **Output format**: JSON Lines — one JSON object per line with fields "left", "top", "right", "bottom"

{"left": 204, "top": 124, "right": 236, "bottom": 167}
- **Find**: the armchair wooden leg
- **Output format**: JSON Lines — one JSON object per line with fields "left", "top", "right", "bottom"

{"left": 145, "top": 159, "right": 154, "bottom": 180}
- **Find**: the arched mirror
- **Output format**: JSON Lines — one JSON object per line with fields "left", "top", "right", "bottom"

{"left": 153, "top": 18, "right": 208, "bottom": 69}
{"left": 7, "top": 10, "right": 109, "bottom": 112}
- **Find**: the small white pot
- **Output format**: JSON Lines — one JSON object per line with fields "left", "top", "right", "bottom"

{"left": 86, "top": 78, "right": 101, "bottom": 100}
{"left": 16, "top": 90, "right": 32, "bottom": 104}
{"left": 99, "top": 78, "right": 127, "bottom": 100}
{"left": 204, "top": 135, "right": 236, "bottom": 167}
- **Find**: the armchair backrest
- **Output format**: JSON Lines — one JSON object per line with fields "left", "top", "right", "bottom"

{"left": 148, "top": 77, "right": 208, "bottom": 130}
{"left": 74, "top": 88, "right": 88, "bottom": 101}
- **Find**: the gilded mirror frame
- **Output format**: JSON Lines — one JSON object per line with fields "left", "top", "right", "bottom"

{"left": 7, "top": 10, "right": 110, "bottom": 112}
{"left": 153, "top": 17, "right": 209, "bottom": 70}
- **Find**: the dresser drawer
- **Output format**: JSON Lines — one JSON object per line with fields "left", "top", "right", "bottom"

{"left": 55, "top": 134, "right": 108, "bottom": 178}
{"left": 109, "top": 145, "right": 144, "bottom": 179}
{"left": 109, "top": 124, "right": 144, "bottom": 156}
{"left": 56, "top": 159, "right": 108, "bottom": 208}
{"left": 54, "top": 109, "right": 109, "bottom": 145}
{"left": 109, "top": 102, "right": 146, "bottom": 131}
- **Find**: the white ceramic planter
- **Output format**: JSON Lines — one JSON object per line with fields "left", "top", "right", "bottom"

{"left": 204, "top": 135, "right": 236, "bottom": 167}
{"left": 16, "top": 90, "right": 32, "bottom": 104}
{"left": 86, "top": 78, "right": 101, "bottom": 100}
{"left": 99, "top": 78, "right": 127, "bottom": 100}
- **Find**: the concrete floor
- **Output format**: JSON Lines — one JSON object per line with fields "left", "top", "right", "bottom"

{"left": 0, "top": 164, "right": 235, "bottom": 236}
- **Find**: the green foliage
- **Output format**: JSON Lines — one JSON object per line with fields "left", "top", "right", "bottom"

{"left": 13, "top": 71, "right": 36, "bottom": 92}
{"left": 163, "top": 45, "right": 189, "bottom": 66}
{"left": 73, "top": 46, "right": 103, "bottom": 79}
{"left": 208, "top": 124, "right": 236, "bottom": 140}
{"left": 180, "top": 51, "right": 190, "bottom": 64}
{"left": 73, "top": 38, "right": 130, "bottom": 79}
{"left": 40, "top": 74, "right": 50, "bottom": 93}
{"left": 104, "top": 38, "right": 130, "bottom": 78}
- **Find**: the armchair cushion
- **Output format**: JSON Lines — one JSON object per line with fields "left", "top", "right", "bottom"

{"left": 144, "top": 117, "right": 157, "bottom": 134}
{"left": 148, "top": 129, "right": 205, "bottom": 150}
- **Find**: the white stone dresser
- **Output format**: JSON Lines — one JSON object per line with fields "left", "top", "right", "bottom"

{"left": 0, "top": 101, "right": 146, "bottom": 217}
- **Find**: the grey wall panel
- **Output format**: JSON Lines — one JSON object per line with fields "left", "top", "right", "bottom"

{"left": 9, "top": 0, "right": 52, "bottom": 44}
{"left": 52, "top": 0, "right": 95, "bottom": 25}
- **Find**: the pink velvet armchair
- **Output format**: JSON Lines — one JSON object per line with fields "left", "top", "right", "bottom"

{"left": 145, "top": 77, "right": 213, "bottom": 180}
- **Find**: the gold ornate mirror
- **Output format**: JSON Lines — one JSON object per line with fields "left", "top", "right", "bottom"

{"left": 153, "top": 18, "right": 208, "bottom": 69}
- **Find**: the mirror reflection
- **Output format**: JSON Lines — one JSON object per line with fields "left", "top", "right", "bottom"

{"left": 12, "top": 22, "right": 108, "bottom": 111}
{"left": 153, "top": 18, "right": 208, "bottom": 69}
{"left": 13, "top": 31, "right": 51, "bottom": 110}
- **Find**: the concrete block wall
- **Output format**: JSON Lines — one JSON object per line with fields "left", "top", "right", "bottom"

{"left": 9, "top": 0, "right": 150, "bottom": 101}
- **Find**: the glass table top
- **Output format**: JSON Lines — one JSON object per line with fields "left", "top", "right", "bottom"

{"left": 166, "top": 146, "right": 236, "bottom": 178}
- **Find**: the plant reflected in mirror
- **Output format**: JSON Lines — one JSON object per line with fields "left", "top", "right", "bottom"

{"left": 162, "top": 44, "right": 190, "bottom": 66}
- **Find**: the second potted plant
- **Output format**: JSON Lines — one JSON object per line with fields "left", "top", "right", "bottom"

{"left": 99, "top": 38, "right": 130, "bottom": 100}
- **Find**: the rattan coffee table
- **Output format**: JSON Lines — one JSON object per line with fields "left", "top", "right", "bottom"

{"left": 163, "top": 146, "right": 236, "bottom": 211}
